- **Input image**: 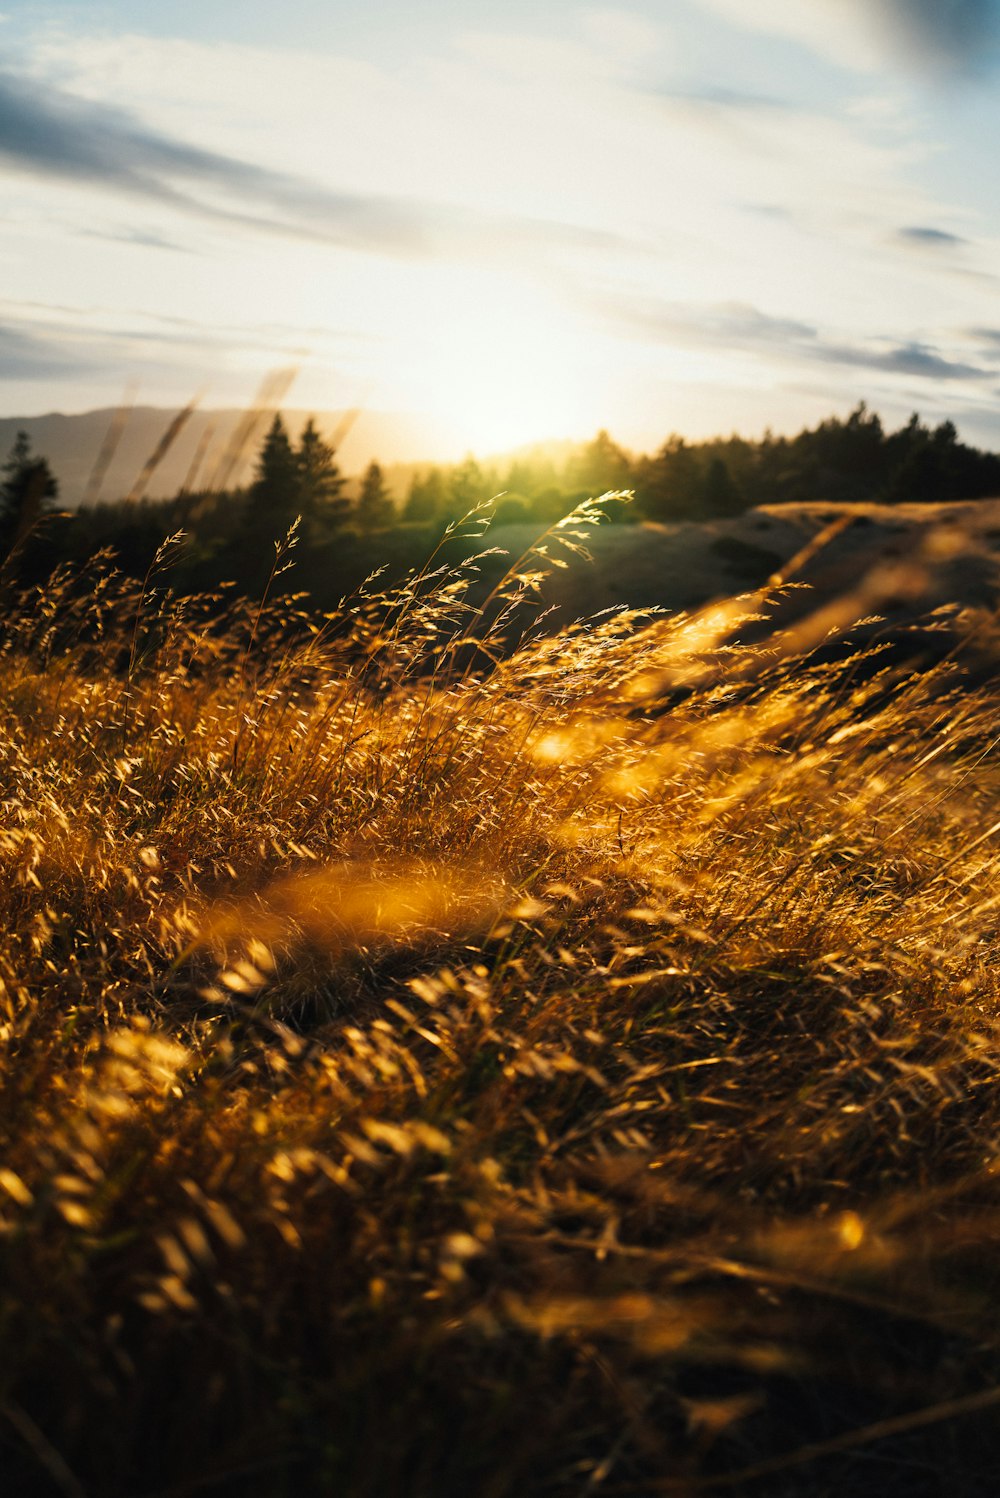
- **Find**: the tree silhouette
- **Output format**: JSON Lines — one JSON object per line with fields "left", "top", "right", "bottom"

{"left": 447, "top": 457, "right": 490, "bottom": 519}
{"left": 402, "top": 468, "right": 446, "bottom": 524}
{"left": 702, "top": 456, "right": 746, "bottom": 516}
{"left": 0, "top": 431, "right": 58, "bottom": 558}
{"left": 356, "top": 461, "right": 394, "bottom": 534}
{"left": 637, "top": 436, "right": 702, "bottom": 521}
{"left": 243, "top": 416, "right": 349, "bottom": 550}
{"left": 243, "top": 415, "right": 299, "bottom": 547}
{"left": 571, "top": 429, "right": 632, "bottom": 495}
{"left": 885, "top": 416, "right": 964, "bottom": 504}
{"left": 297, "top": 419, "right": 348, "bottom": 541}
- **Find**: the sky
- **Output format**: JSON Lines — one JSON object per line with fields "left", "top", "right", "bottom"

{"left": 3, "top": 0, "right": 1000, "bottom": 457}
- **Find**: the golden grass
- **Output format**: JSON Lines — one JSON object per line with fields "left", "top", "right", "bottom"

{"left": 2, "top": 499, "right": 1000, "bottom": 1494}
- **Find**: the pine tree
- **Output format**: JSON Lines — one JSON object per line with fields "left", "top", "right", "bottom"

{"left": 701, "top": 456, "right": 746, "bottom": 517}
{"left": 297, "top": 419, "right": 348, "bottom": 541}
{"left": 571, "top": 429, "right": 632, "bottom": 495}
{"left": 0, "top": 431, "right": 58, "bottom": 555}
{"left": 244, "top": 414, "right": 299, "bottom": 545}
{"left": 447, "top": 457, "right": 489, "bottom": 519}
{"left": 356, "top": 461, "right": 394, "bottom": 535}
{"left": 402, "top": 468, "right": 446, "bottom": 524}
{"left": 638, "top": 436, "right": 702, "bottom": 521}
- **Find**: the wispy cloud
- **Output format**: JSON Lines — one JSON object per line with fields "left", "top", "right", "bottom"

{"left": 876, "top": 0, "right": 1000, "bottom": 73}
{"left": 78, "top": 225, "right": 194, "bottom": 253}
{"left": 654, "top": 84, "right": 793, "bottom": 113}
{"left": 0, "top": 321, "right": 96, "bottom": 380}
{"left": 0, "top": 296, "right": 390, "bottom": 403}
{"left": 0, "top": 301, "right": 276, "bottom": 394}
{"left": 0, "top": 65, "right": 624, "bottom": 264}
{"left": 862, "top": 341, "right": 982, "bottom": 378}
{"left": 697, "top": 0, "right": 1000, "bottom": 75}
{"left": 895, "top": 224, "right": 967, "bottom": 247}
{"left": 0, "top": 67, "right": 435, "bottom": 253}
{"left": 595, "top": 296, "right": 989, "bottom": 382}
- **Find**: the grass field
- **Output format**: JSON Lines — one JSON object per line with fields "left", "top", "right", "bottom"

{"left": 2, "top": 499, "right": 1000, "bottom": 1495}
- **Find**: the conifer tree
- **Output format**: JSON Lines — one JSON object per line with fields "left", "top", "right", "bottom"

{"left": 402, "top": 468, "right": 446, "bottom": 524}
{"left": 702, "top": 456, "right": 746, "bottom": 516}
{"left": 447, "top": 456, "right": 489, "bottom": 518}
{"left": 0, "top": 431, "right": 58, "bottom": 556}
{"left": 244, "top": 414, "right": 299, "bottom": 545}
{"left": 571, "top": 429, "right": 632, "bottom": 494}
{"left": 638, "top": 436, "right": 702, "bottom": 521}
{"left": 297, "top": 419, "right": 348, "bottom": 541}
{"left": 356, "top": 461, "right": 394, "bottom": 535}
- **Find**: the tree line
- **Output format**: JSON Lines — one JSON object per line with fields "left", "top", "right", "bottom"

{"left": 400, "top": 406, "right": 1000, "bottom": 525}
{"left": 3, "top": 403, "right": 1000, "bottom": 602}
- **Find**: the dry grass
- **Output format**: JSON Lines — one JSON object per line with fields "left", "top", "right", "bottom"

{"left": 2, "top": 498, "right": 1000, "bottom": 1494}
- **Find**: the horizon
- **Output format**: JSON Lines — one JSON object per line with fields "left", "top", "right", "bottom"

{"left": 3, "top": 393, "right": 994, "bottom": 510}
{"left": 4, "top": 3, "right": 1000, "bottom": 453}
{"left": 6, "top": 392, "right": 1000, "bottom": 452}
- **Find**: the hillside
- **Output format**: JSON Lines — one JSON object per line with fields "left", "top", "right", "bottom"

{"left": 435, "top": 499, "right": 1000, "bottom": 676}
{"left": 523, "top": 494, "right": 997, "bottom": 607}
{"left": 1, "top": 509, "right": 1000, "bottom": 1492}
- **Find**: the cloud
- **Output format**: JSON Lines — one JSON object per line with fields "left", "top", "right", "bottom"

{"left": 595, "top": 296, "right": 989, "bottom": 382}
{"left": 0, "top": 67, "right": 437, "bottom": 252}
{"left": 697, "top": 0, "right": 1000, "bottom": 75}
{"left": 591, "top": 297, "right": 816, "bottom": 356}
{"left": 892, "top": 221, "right": 964, "bottom": 245}
{"left": 0, "top": 299, "right": 298, "bottom": 394}
{"left": 655, "top": 84, "right": 792, "bottom": 113}
{"left": 853, "top": 341, "right": 982, "bottom": 378}
{"left": 0, "top": 294, "right": 404, "bottom": 414}
{"left": 0, "top": 322, "right": 96, "bottom": 380}
{"left": 0, "top": 65, "right": 623, "bottom": 265}
{"left": 78, "top": 225, "right": 193, "bottom": 253}
{"left": 875, "top": 0, "right": 1000, "bottom": 72}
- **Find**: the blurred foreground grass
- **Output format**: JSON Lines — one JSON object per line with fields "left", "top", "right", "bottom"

{"left": 2, "top": 500, "right": 1000, "bottom": 1494}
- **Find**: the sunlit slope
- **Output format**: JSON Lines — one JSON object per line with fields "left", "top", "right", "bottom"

{"left": 486, "top": 497, "right": 1000, "bottom": 626}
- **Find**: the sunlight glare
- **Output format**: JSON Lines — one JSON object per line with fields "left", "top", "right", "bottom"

{"left": 400, "top": 278, "right": 595, "bottom": 452}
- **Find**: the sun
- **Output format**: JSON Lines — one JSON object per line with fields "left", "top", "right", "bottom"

{"left": 304, "top": 262, "right": 610, "bottom": 456}
{"left": 418, "top": 322, "right": 587, "bottom": 454}
{"left": 395, "top": 273, "right": 597, "bottom": 454}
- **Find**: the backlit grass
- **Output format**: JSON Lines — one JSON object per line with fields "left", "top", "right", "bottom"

{"left": 2, "top": 500, "right": 1000, "bottom": 1494}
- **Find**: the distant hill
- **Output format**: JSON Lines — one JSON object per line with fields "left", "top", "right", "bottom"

{"left": 0, "top": 407, "right": 568, "bottom": 507}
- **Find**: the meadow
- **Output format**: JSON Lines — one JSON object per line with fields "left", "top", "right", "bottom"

{"left": 2, "top": 494, "right": 1000, "bottom": 1495}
